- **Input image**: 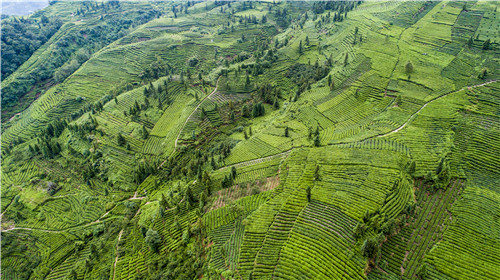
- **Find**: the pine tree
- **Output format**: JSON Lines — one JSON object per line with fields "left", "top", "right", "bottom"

{"left": 299, "top": 40, "right": 303, "bottom": 54}
{"left": 314, "top": 165, "right": 320, "bottom": 181}
{"left": 482, "top": 38, "right": 491, "bottom": 50}
{"left": 314, "top": 135, "right": 320, "bottom": 147}
{"left": 142, "top": 125, "right": 149, "bottom": 140}
{"left": 344, "top": 53, "right": 349, "bottom": 67}
{"left": 285, "top": 126, "right": 289, "bottom": 137}
{"left": 117, "top": 134, "right": 126, "bottom": 146}
{"left": 467, "top": 36, "right": 473, "bottom": 48}
{"left": 306, "top": 186, "right": 312, "bottom": 202}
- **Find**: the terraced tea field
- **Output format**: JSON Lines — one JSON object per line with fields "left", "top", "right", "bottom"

{"left": 1, "top": 1, "right": 499, "bottom": 279}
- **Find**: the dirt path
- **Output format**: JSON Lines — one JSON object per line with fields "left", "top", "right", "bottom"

{"left": 377, "top": 80, "right": 497, "bottom": 138}
{"left": 174, "top": 77, "right": 220, "bottom": 149}
{"left": 129, "top": 191, "right": 146, "bottom": 200}
{"left": 210, "top": 80, "right": 498, "bottom": 172}
{"left": 1, "top": 191, "right": 148, "bottom": 233}
{"left": 1, "top": 227, "right": 62, "bottom": 233}
{"left": 112, "top": 229, "right": 124, "bottom": 280}
{"left": 219, "top": 150, "right": 292, "bottom": 171}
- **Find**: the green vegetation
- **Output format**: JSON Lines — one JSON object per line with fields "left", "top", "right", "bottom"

{"left": 1, "top": 1, "right": 499, "bottom": 280}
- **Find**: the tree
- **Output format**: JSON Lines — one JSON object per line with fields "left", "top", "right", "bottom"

{"left": 142, "top": 125, "right": 149, "bottom": 140}
{"left": 306, "top": 186, "right": 312, "bottom": 202}
{"left": 246, "top": 74, "right": 251, "bottom": 86}
{"left": 242, "top": 104, "right": 249, "bottom": 117}
{"left": 299, "top": 40, "right": 303, "bottom": 54}
{"left": 185, "top": 185, "right": 195, "bottom": 203}
{"left": 145, "top": 229, "right": 161, "bottom": 252}
{"left": 230, "top": 111, "right": 235, "bottom": 122}
{"left": 117, "top": 134, "right": 126, "bottom": 146}
{"left": 200, "top": 107, "right": 206, "bottom": 119}
{"left": 314, "top": 165, "right": 320, "bottom": 181}
{"left": 478, "top": 68, "right": 488, "bottom": 80}
{"left": 158, "top": 97, "right": 163, "bottom": 110}
{"left": 405, "top": 60, "right": 414, "bottom": 74}
{"left": 408, "top": 160, "right": 416, "bottom": 177}
{"left": 65, "top": 269, "right": 77, "bottom": 280}
{"left": 231, "top": 166, "right": 237, "bottom": 179}
{"left": 467, "top": 36, "right": 473, "bottom": 48}
{"left": 395, "top": 95, "right": 402, "bottom": 106}
{"left": 305, "top": 35, "right": 310, "bottom": 46}
{"left": 314, "top": 135, "right": 320, "bottom": 147}
{"left": 482, "top": 38, "right": 491, "bottom": 50}
{"left": 361, "top": 237, "right": 378, "bottom": 259}
{"left": 244, "top": 130, "right": 248, "bottom": 139}
{"left": 284, "top": 126, "right": 289, "bottom": 137}
{"left": 344, "top": 53, "right": 349, "bottom": 67}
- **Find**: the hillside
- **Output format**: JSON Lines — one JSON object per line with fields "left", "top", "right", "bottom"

{"left": 1, "top": 1, "right": 499, "bottom": 280}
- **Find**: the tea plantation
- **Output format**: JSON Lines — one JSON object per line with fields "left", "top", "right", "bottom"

{"left": 1, "top": 1, "right": 499, "bottom": 279}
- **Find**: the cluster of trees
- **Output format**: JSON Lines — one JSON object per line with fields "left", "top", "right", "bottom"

{"left": 160, "top": 139, "right": 235, "bottom": 183}
{"left": 139, "top": 56, "right": 171, "bottom": 81}
{"left": 1, "top": 233, "right": 41, "bottom": 280}
{"left": 353, "top": 171, "right": 417, "bottom": 270}
{"left": 40, "top": 119, "right": 68, "bottom": 139}
{"left": 67, "top": 117, "right": 98, "bottom": 139}
{"left": 133, "top": 159, "right": 160, "bottom": 184}
{"left": 25, "top": 119, "right": 70, "bottom": 159}
{"left": 249, "top": 102, "right": 265, "bottom": 118}
{"left": 221, "top": 167, "right": 237, "bottom": 189}
{"left": 286, "top": 62, "right": 331, "bottom": 100}
{"left": 309, "top": 126, "right": 321, "bottom": 147}
{"left": 272, "top": 7, "right": 290, "bottom": 29}
{"left": 31, "top": 138, "right": 62, "bottom": 159}
{"left": 311, "top": 0, "right": 360, "bottom": 15}
{"left": 424, "top": 156, "right": 451, "bottom": 192}
{"left": 1, "top": 15, "right": 63, "bottom": 78}
{"left": 125, "top": 80, "right": 173, "bottom": 119}
{"left": 257, "top": 83, "right": 282, "bottom": 106}
{"left": 238, "top": 14, "right": 265, "bottom": 25}
{"left": 354, "top": 209, "right": 403, "bottom": 269}
{"left": 82, "top": 150, "right": 106, "bottom": 183}
{"left": 74, "top": 0, "right": 121, "bottom": 16}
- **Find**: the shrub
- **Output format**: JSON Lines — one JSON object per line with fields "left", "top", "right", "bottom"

{"left": 187, "top": 57, "right": 199, "bottom": 67}
{"left": 405, "top": 60, "right": 414, "bottom": 74}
